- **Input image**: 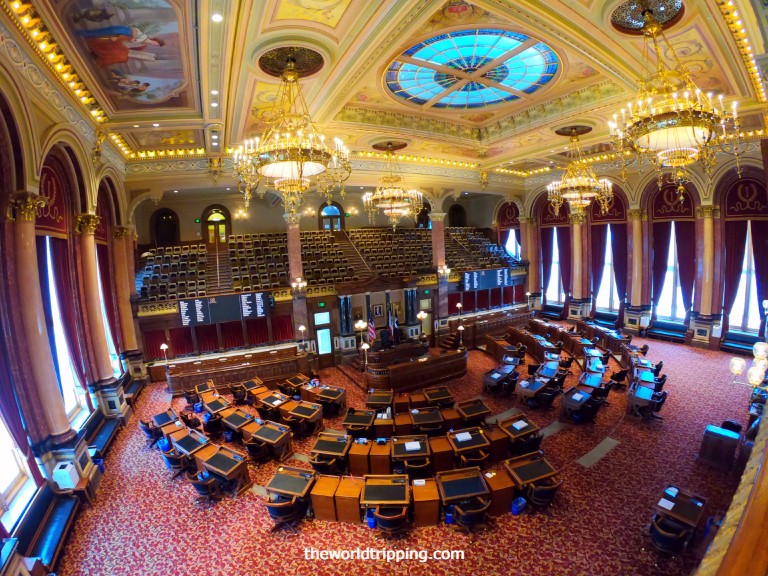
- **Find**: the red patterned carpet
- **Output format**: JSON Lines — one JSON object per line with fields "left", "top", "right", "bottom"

{"left": 57, "top": 336, "right": 749, "bottom": 576}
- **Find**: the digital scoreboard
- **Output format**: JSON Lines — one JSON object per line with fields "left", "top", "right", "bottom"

{"left": 179, "top": 292, "right": 271, "bottom": 326}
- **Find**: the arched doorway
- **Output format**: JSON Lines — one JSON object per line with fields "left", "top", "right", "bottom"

{"left": 416, "top": 200, "right": 432, "bottom": 229}
{"left": 448, "top": 204, "right": 467, "bottom": 227}
{"left": 318, "top": 202, "right": 344, "bottom": 231}
{"left": 151, "top": 208, "right": 180, "bottom": 246}
{"left": 202, "top": 205, "right": 231, "bottom": 250}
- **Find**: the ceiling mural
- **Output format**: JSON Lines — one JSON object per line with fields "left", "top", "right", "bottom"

{"left": 53, "top": 0, "right": 192, "bottom": 111}
{"left": 125, "top": 128, "right": 203, "bottom": 149}
{"left": 273, "top": 0, "right": 354, "bottom": 28}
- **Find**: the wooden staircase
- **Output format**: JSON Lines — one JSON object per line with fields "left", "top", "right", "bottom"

{"left": 205, "top": 247, "right": 233, "bottom": 293}
{"left": 440, "top": 332, "right": 458, "bottom": 351}
{"left": 337, "top": 231, "right": 373, "bottom": 279}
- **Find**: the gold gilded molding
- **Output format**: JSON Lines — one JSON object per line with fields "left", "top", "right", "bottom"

{"left": 75, "top": 213, "right": 100, "bottom": 235}
{"left": 417, "top": 274, "right": 438, "bottom": 286}
{"left": 113, "top": 226, "right": 132, "bottom": 240}
{"left": 306, "top": 285, "right": 338, "bottom": 298}
{"left": 697, "top": 206, "right": 720, "bottom": 218}
{"left": 272, "top": 288, "right": 292, "bottom": 303}
{"left": 568, "top": 212, "right": 587, "bottom": 224}
{"left": 11, "top": 192, "right": 47, "bottom": 222}
{"left": 137, "top": 301, "right": 178, "bottom": 317}
{"left": 428, "top": 212, "right": 446, "bottom": 222}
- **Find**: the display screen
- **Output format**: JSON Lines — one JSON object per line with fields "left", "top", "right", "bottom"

{"left": 462, "top": 268, "right": 517, "bottom": 291}
{"left": 180, "top": 293, "right": 270, "bottom": 326}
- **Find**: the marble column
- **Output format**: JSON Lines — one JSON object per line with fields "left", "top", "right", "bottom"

{"left": 430, "top": 212, "right": 448, "bottom": 321}
{"left": 629, "top": 209, "right": 644, "bottom": 307}
{"left": 10, "top": 193, "right": 75, "bottom": 444}
{"left": 112, "top": 226, "right": 145, "bottom": 389}
{"left": 126, "top": 227, "right": 137, "bottom": 297}
{"left": 77, "top": 214, "right": 115, "bottom": 385}
{"left": 570, "top": 213, "right": 585, "bottom": 300}
{"left": 285, "top": 215, "right": 308, "bottom": 339}
{"left": 519, "top": 216, "right": 540, "bottom": 309}
{"left": 698, "top": 206, "right": 716, "bottom": 316}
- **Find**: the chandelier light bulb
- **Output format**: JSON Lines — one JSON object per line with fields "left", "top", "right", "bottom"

{"left": 729, "top": 357, "right": 746, "bottom": 376}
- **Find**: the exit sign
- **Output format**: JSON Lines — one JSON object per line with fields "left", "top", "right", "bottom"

{"left": 318, "top": 302, "right": 326, "bottom": 308}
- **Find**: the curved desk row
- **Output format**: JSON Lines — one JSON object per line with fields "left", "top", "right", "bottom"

{"left": 365, "top": 350, "right": 468, "bottom": 392}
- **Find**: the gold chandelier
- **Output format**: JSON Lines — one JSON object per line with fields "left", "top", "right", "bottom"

{"left": 547, "top": 126, "right": 612, "bottom": 216}
{"left": 232, "top": 56, "right": 351, "bottom": 220}
{"left": 363, "top": 142, "right": 423, "bottom": 228}
{"left": 608, "top": 4, "right": 743, "bottom": 201}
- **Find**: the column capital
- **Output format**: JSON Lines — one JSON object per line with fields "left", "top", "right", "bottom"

{"left": 9, "top": 192, "right": 47, "bottom": 222}
{"left": 518, "top": 216, "right": 533, "bottom": 224}
{"left": 627, "top": 208, "right": 647, "bottom": 221}
{"left": 75, "top": 213, "right": 100, "bottom": 235}
{"left": 112, "top": 226, "right": 132, "bottom": 240}
{"left": 428, "top": 212, "right": 446, "bottom": 222}
{"left": 568, "top": 211, "right": 587, "bottom": 224}
{"left": 697, "top": 205, "right": 719, "bottom": 218}
{"left": 283, "top": 213, "right": 301, "bottom": 225}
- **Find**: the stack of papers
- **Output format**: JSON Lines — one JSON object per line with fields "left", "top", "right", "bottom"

{"left": 520, "top": 381, "right": 529, "bottom": 388}
{"left": 572, "top": 392, "right": 584, "bottom": 401}
{"left": 404, "top": 441, "right": 421, "bottom": 452}
{"left": 455, "top": 431, "right": 473, "bottom": 442}
{"left": 657, "top": 498, "right": 675, "bottom": 510}
{"left": 512, "top": 420, "right": 528, "bottom": 431}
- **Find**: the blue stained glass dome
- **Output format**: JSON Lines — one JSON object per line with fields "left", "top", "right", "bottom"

{"left": 385, "top": 28, "right": 559, "bottom": 109}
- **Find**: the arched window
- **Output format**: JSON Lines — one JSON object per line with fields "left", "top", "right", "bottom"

{"left": 545, "top": 228, "right": 565, "bottom": 304}
{"left": 595, "top": 224, "right": 621, "bottom": 312}
{"left": 655, "top": 222, "right": 688, "bottom": 321}
{"left": 202, "top": 205, "right": 231, "bottom": 248}
{"left": 319, "top": 202, "right": 344, "bottom": 230}
{"left": 504, "top": 229, "right": 521, "bottom": 259}
{"left": 0, "top": 416, "right": 28, "bottom": 506}
{"left": 728, "top": 221, "right": 762, "bottom": 332}
{"left": 151, "top": 208, "right": 180, "bottom": 246}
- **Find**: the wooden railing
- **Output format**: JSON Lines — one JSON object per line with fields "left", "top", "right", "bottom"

{"left": 694, "top": 422, "right": 768, "bottom": 576}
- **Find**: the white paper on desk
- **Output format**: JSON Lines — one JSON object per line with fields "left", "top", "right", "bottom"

{"left": 520, "top": 381, "right": 529, "bottom": 388}
{"left": 658, "top": 498, "right": 675, "bottom": 510}
{"left": 572, "top": 392, "right": 583, "bottom": 401}
{"left": 413, "top": 479, "right": 426, "bottom": 486}
{"left": 455, "top": 431, "right": 473, "bottom": 442}
{"left": 404, "top": 441, "right": 421, "bottom": 452}
{"left": 512, "top": 420, "right": 528, "bottom": 430}
{"left": 271, "top": 399, "right": 283, "bottom": 406}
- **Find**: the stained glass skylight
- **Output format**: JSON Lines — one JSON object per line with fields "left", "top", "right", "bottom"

{"left": 386, "top": 29, "right": 558, "bottom": 109}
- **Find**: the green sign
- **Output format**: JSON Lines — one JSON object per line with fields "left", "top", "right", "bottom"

{"left": 194, "top": 218, "right": 200, "bottom": 223}
{"left": 345, "top": 212, "right": 351, "bottom": 217}
{"left": 424, "top": 289, "right": 430, "bottom": 295}
{"left": 318, "top": 302, "right": 326, "bottom": 308}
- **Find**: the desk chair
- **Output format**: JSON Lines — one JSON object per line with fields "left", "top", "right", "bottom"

{"left": 139, "top": 420, "right": 162, "bottom": 448}
{"left": 638, "top": 391, "right": 668, "bottom": 421}
{"left": 453, "top": 497, "right": 491, "bottom": 536}
{"left": 526, "top": 477, "right": 562, "bottom": 507}
{"left": 527, "top": 363, "right": 541, "bottom": 377}
{"left": 653, "top": 361, "right": 664, "bottom": 378}
{"left": 721, "top": 420, "right": 743, "bottom": 434}
{"left": 415, "top": 422, "right": 444, "bottom": 437}
{"left": 403, "top": 457, "right": 432, "bottom": 479}
{"left": 501, "top": 373, "right": 519, "bottom": 396}
{"left": 283, "top": 415, "right": 308, "bottom": 438}
{"left": 231, "top": 385, "right": 248, "bottom": 406}
{"left": 182, "top": 389, "right": 199, "bottom": 411}
{"left": 309, "top": 454, "right": 346, "bottom": 475}
{"left": 244, "top": 439, "right": 271, "bottom": 465}
{"left": 203, "top": 414, "right": 223, "bottom": 440}
{"left": 639, "top": 344, "right": 650, "bottom": 356}
{"left": 649, "top": 514, "right": 691, "bottom": 555}
{"left": 654, "top": 374, "right": 668, "bottom": 393}
{"left": 186, "top": 472, "right": 223, "bottom": 507}
{"left": 609, "top": 369, "right": 629, "bottom": 389}
{"left": 257, "top": 405, "right": 281, "bottom": 423}
{"left": 318, "top": 398, "right": 341, "bottom": 418}
{"left": 373, "top": 506, "right": 409, "bottom": 539}
{"left": 459, "top": 449, "right": 489, "bottom": 469}
{"left": 601, "top": 351, "right": 611, "bottom": 366}
{"left": 571, "top": 398, "right": 600, "bottom": 424}
{"left": 510, "top": 433, "right": 543, "bottom": 457}
{"left": 558, "top": 356, "right": 574, "bottom": 374}
{"left": 265, "top": 495, "right": 308, "bottom": 536}
{"left": 180, "top": 412, "right": 201, "bottom": 430}
{"left": 161, "top": 451, "right": 196, "bottom": 480}
{"left": 590, "top": 385, "right": 611, "bottom": 407}
{"left": 527, "top": 388, "right": 558, "bottom": 410}
{"left": 549, "top": 373, "right": 567, "bottom": 393}
{"left": 344, "top": 424, "right": 371, "bottom": 439}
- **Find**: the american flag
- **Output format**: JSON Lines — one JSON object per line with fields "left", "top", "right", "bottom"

{"left": 367, "top": 314, "right": 376, "bottom": 343}
{"left": 387, "top": 305, "right": 394, "bottom": 339}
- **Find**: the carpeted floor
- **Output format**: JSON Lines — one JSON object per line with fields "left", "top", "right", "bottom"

{"left": 57, "top": 336, "right": 750, "bottom": 576}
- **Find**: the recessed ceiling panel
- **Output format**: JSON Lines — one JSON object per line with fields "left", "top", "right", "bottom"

{"left": 385, "top": 28, "right": 559, "bottom": 109}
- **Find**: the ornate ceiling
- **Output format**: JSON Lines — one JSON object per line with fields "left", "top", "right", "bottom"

{"left": 8, "top": 0, "right": 768, "bottom": 195}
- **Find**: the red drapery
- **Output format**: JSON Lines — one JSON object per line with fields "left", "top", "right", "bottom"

{"left": 752, "top": 220, "right": 768, "bottom": 337}
{"left": 195, "top": 325, "right": 219, "bottom": 354}
{"left": 143, "top": 330, "right": 167, "bottom": 360}
{"left": 674, "top": 221, "right": 696, "bottom": 314}
{"left": 503, "top": 286, "right": 514, "bottom": 305}
{"left": 490, "top": 288, "right": 501, "bottom": 308}
{"left": 540, "top": 227, "right": 554, "bottom": 302}
{"left": 476, "top": 290, "right": 489, "bottom": 310}
{"left": 590, "top": 224, "right": 608, "bottom": 314}
{"left": 271, "top": 315, "right": 294, "bottom": 342}
{"left": 447, "top": 292, "right": 461, "bottom": 312}
{"left": 246, "top": 318, "right": 269, "bottom": 346}
{"left": 514, "top": 284, "right": 524, "bottom": 303}
{"left": 96, "top": 244, "right": 121, "bottom": 353}
{"left": 556, "top": 226, "right": 571, "bottom": 316}
{"left": 220, "top": 322, "right": 245, "bottom": 350}
{"left": 0, "top": 330, "right": 44, "bottom": 488}
{"left": 651, "top": 222, "right": 672, "bottom": 313}
{"left": 169, "top": 327, "right": 194, "bottom": 356}
{"left": 462, "top": 291, "right": 476, "bottom": 313}
{"left": 610, "top": 223, "right": 628, "bottom": 325}
{"left": 721, "top": 220, "right": 748, "bottom": 334}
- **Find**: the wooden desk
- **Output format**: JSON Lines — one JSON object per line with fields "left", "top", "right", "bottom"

{"left": 369, "top": 440, "right": 392, "bottom": 474}
{"left": 240, "top": 420, "right": 262, "bottom": 442}
{"left": 258, "top": 391, "right": 290, "bottom": 410}
{"left": 246, "top": 385, "right": 269, "bottom": 401}
{"left": 152, "top": 409, "right": 177, "bottom": 428}
{"left": 200, "top": 445, "right": 252, "bottom": 495}
{"left": 456, "top": 399, "right": 491, "bottom": 424}
{"left": 391, "top": 435, "right": 430, "bottom": 462}
{"left": 447, "top": 427, "right": 490, "bottom": 455}
{"left": 169, "top": 427, "right": 209, "bottom": 457}
{"left": 536, "top": 361, "right": 559, "bottom": 379}
{"left": 585, "top": 358, "right": 606, "bottom": 374}
{"left": 317, "top": 386, "right": 347, "bottom": 408}
{"left": 653, "top": 485, "right": 707, "bottom": 529}
{"left": 159, "top": 420, "right": 185, "bottom": 438}
{"left": 250, "top": 420, "right": 292, "bottom": 460}
{"left": 366, "top": 390, "right": 393, "bottom": 410}
{"left": 335, "top": 477, "right": 363, "bottom": 523}
{"left": 360, "top": 474, "right": 410, "bottom": 506}
{"left": 561, "top": 387, "right": 591, "bottom": 417}
{"left": 310, "top": 474, "right": 340, "bottom": 521}
{"left": 286, "top": 401, "right": 323, "bottom": 431}
{"left": 440, "top": 407, "right": 462, "bottom": 430}
{"left": 242, "top": 377, "right": 264, "bottom": 392}
{"left": 266, "top": 466, "right": 316, "bottom": 498}
{"left": 518, "top": 378, "right": 549, "bottom": 402}
{"left": 484, "top": 424, "right": 510, "bottom": 462}
{"left": 499, "top": 414, "right": 539, "bottom": 442}
{"left": 219, "top": 407, "right": 253, "bottom": 432}
{"left": 410, "top": 407, "right": 444, "bottom": 428}
{"left": 484, "top": 469, "right": 515, "bottom": 515}
{"left": 636, "top": 370, "right": 655, "bottom": 385}
{"left": 394, "top": 413, "right": 413, "bottom": 435}
{"left": 412, "top": 478, "right": 440, "bottom": 526}
{"left": 311, "top": 433, "right": 352, "bottom": 459}
{"left": 348, "top": 440, "right": 371, "bottom": 476}
{"left": 424, "top": 386, "right": 454, "bottom": 407}
{"left": 429, "top": 436, "right": 455, "bottom": 472}
{"left": 342, "top": 409, "right": 375, "bottom": 431}
{"left": 195, "top": 380, "right": 215, "bottom": 394}
{"left": 204, "top": 397, "right": 230, "bottom": 415}
{"left": 578, "top": 372, "right": 604, "bottom": 389}
{"left": 503, "top": 451, "right": 558, "bottom": 489}
{"left": 435, "top": 467, "right": 489, "bottom": 504}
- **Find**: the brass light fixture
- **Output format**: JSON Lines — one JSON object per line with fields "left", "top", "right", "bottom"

{"left": 363, "top": 142, "right": 423, "bottom": 229}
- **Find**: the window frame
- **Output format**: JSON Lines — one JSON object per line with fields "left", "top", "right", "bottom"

{"left": 655, "top": 222, "right": 687, "bottom": 322}
{"left": 0, "top": 417, "right": 28, "bottom": 507}
{"left": 545, "top": 227, "right": 565, "bottom": 304}
{"left": 595, "top": 224, "right": 621, "bottom": 313}
{"left": 729, "top": 220, "right": 761, "bottom": 333}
